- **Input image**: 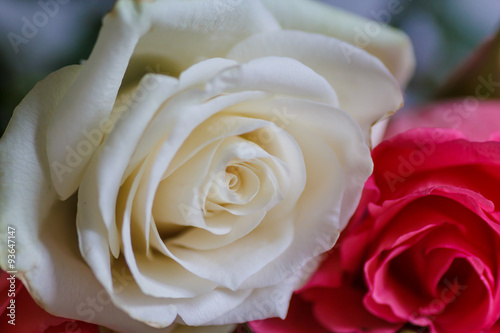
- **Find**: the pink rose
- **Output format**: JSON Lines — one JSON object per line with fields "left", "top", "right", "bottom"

{"left": 0, "top": 270, "right": 98, "bottom": 333}
{"left": 252, "top": 100, "right": 500, "bottom": 333}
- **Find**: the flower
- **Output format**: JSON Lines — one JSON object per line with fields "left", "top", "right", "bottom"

{"left": 0, "top": 0, "right": 411, "bottom": 331}
{"left": 252, "top": 100, "right": 500, "bottom": 333}
{"left": 0, "top": 270, "right": 99, "bottom": 333}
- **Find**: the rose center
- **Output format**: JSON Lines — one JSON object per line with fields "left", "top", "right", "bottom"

{"left": 225, "top": 165, "right": 241, "bottom": 192}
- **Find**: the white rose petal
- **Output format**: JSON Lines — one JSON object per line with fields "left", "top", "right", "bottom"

{"left": 227, "top": 30, "right": 403, "bottom": 140}
{"left": 260, "top": 0, "right": 416, "bottom": 85}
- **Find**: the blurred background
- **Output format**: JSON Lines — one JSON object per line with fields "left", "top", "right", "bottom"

{"left": 0, "top": 0, "right": 499, "bottom": 135}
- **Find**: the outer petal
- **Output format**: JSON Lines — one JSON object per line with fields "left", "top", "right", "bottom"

{"left": 0, "top": 67, "right": 181, "bottom": 333}
{"left": 250, "top": 296, "right": 329, "bottom": 333}
{"left": 385, "top": 100, "right": 500, "bottom": 142}
{"left": 303, "top": 287, "right": 401, "bottom": 333}
{"left": 205, "top": 282, "right": 297, "bottom": 325}
{"left": 0, "top": 272, "right": 99, "bottom": 333}
{"left": 46, "top": 0, "right": 150, "bottom": 199}
{"left": 260, "top": 0, "right": 416, "bottom": 86}
{"left": 132, "top": 0, "right": 281, "bottom": 72}
{"left": 0, "top": 65, "right": 80, "bottom": 274}
{"left": 227, "top": 30, "right": 403, "bottom": 140}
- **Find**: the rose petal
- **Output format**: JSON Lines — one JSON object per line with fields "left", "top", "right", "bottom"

{"left": 227, "top": 30, "right": 403, "bottom": 140}
{"left": 260, "top": 0, "right": 415, "bottom": 85}
{"left": 429, "top": 258, "right": 492, "bottom": 333}
{"left": 250, "top": 296, "right": 329, "bottom": 333}
{"left": 119, "top": 155, "right": 218, "bottom": 300}
{"left": 206, "top": 56, "right": 339, "bottom": 106}
{"left": 303, "top": 287, "right": 401, "bottom": 333}
{"left": 46, "top": 1, "right": 150, "bottom": 199}
{"left": 101, "top": 262, "right": 252, "bottom": 327}
{"left": 132, "top": 0, "right": 280, "bottom": 73}
{"left": 385, "top": 100, "right": 500, "bottom": 142}
{"left": 373, "top": 128, "right": 500, "bottom": 203}
{"left": 204, "top": 282, "right": 296, "bottom": 325}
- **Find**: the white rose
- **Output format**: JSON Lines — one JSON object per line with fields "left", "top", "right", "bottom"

{"left": 0, "top": 0, "right": 412, "bottom": 332}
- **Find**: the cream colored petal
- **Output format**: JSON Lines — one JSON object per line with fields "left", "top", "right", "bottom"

{"left": 152, "top": 141, "right": 225, "bottom": 232}
{"left": 178, "top": 58, "right": 239, "bottom": 90}
{"left": 77, "top": 74, "right": 178, "bottom": 263}
{"left": 165, "top": 213, "right": 295, "bottom": 291}
{"left": 260, "top": 0, "right": 416, "bottom": 85}
{"left": 0, "top": 64, "right": 79, "bottom": 273}
{"left": 173, "top": 288, "right": 253, "bottom": 326}
{"left": 132, "top": 0, "right": 280, "bottom": 74}
{"left": 206, "top": 56, "right": 338, "bottom": 106}
{"left": 205, "top": 282, "right": 296, "bottom": 325}
{"left": 161, "top": 114, "right": 271, "bottom": 179}
{"left": 107, "top": 264, "right": 253, "bottom": 327}
{"left": 166, "top": 211, "right": 266, "bottom": 251}
{"left": 119, "top": 159, "right": 218, "bottom": 299}
{"left": 46, "top": 1, "right": 152, "bottom": 199}
{"left": 103, "top": 261, "right": 177, "bottom": 329}
{"left": 227, "top": 30, "right": 404, "bottom": 141}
